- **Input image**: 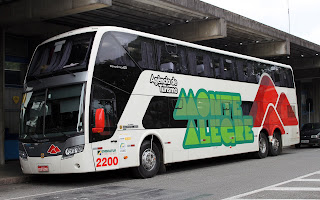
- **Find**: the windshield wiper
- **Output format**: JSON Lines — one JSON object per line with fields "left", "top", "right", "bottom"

{"left": 63, "top": 63, "right": 79, "bottom": 68}
{"left": 61, "top": 67, "right": 77, "bottom": 77}
{"left": 49, "top": 128, "right": 72, "bottom": 138}
{"left": 93, "top": 76, "right": 130, "bottom": 95}
{"left": 29, "top": 135, "right": 49, "bottom": 143}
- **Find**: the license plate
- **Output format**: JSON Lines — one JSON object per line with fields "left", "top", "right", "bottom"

{"left": 301, "top": 140, "right": 309, "bottom": 144}
{"left": 38, "top": 165, "right": 49, "bottom": 172}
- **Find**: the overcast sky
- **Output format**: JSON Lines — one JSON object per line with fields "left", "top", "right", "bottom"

{"left": 201, "top": 0, "right": 320, "bottom": 45}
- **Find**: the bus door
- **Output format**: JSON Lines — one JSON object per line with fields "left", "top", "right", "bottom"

{"left": 90, "top": 84, "right": 119, "bottom": 171}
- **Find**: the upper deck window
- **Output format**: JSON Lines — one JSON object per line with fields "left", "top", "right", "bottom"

{"left": 27, "top": 32, "right": 95, "bottom": 81}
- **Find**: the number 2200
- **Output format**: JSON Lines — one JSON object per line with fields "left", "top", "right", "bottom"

{"left": 96, "top": 157, "right": 118, "bottom": 167}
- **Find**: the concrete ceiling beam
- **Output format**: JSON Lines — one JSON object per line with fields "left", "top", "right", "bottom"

{"left": 0, "top": 0, "right": 112, "bottom": 26}
{"left": 159, "top": 0, "right": 320, "bottom": 53}
{"left": 244, "top": 40, "right": 290, "bottom": 58}
{"left": 153, "top": 19, "right": 227, "bottom": 42}
{"left": 132, "top": 0, "right": 208, "bottom": 19}
{"left": 289, "top": 57, "right": 320, "bottom": 69}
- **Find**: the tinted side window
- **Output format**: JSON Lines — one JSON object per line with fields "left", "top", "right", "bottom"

{"left": 280, "top": 68, "right": 294, "bottom": 88}
{"left": 272, "top": 66, "right": 281, "bottom": 86}
{"left": 95, "top": 33, "right": 141, "bottom": 93}
{"left": 286, "top": 68, "right": 294, "bottom": 88}
{"left": 213, "top": 55, "right": 223, "bottom": 79}
{"left": 143, "top": 97, "right": 188, "bottom": 129}
{"left": 169, "top": 98, "right": 188, "bottom": 128}
{"left": 96, "top": 33, "right": 135, "bottom": 69}
{"left": 246, "top": 62, "right": 256, "bottom": 83}
{"left": 90, "top": 84, "right": 117, "bottom": 142}
{"left": 186, "top": 49, "right": 197, "bottom": 75}
{"left": 204, "top": 53, "right": 214, "bottom": 78}
{"left": 254, "top": 63, "right": 276, "bottom": 83}
{"left": 241, "top": 101, "right": 253, "bottom": 115}
{"left": 186, "top": 48, "right": 213, "bottom": 77}
{"left": 236, "top": 59, "right": 248, "bottom": 82}
{"left": 143, "top": 97, "right": 169, "bottom": 129}
{"left": 94, "top": 33, "right": 142, "bottom": 124}
{"left": 223, "top": 57, "right": 237, "bottom": 80}
{"left": 156, "top": 42, "right": 182, "bottom": 73}
{"left": 178, "top": 47, "right": 189, "bottom": 74}
{"left": 112, "top": 32, "right": 156, "bottom": 70}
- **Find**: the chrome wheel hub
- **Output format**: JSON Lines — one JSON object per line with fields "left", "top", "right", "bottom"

{"left": 259, "top": 137, "right": 267, "bottom": 153}
{"left": 142, "top": 148, "right": 156, "bottom": 171}
{"left": 272, "top": 138, "right": 279, "bottom": 152}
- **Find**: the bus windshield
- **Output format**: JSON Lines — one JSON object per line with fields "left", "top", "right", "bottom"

{"left": 27, "top": 32, "right": 95, "bottom": 81}
{"left": 20, "top": 84, "right": 85, "bottom": 142}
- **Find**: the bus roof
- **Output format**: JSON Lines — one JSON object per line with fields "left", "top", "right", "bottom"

{"left": 41, "top": 26, "right": 292, "bottom": 70}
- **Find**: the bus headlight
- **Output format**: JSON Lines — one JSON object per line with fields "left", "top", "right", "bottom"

{"left": 19, "top": 150, "right": 28, "bottom": 160}
{"left": 311, "top": 133, "right": 320, "bottom": 139}
{"left": 62, "top": 145, "right": 84, "bottom": 159}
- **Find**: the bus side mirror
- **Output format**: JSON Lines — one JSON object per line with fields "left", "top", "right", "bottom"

{"left": 92, "top": 108, "right": 105, "bottom": 133}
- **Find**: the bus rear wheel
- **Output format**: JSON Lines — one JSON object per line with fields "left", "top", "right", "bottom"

{"left": 269, "top": 132, "right": 282, "bottom": 156}
{"left": 133, "top": 140, "right": 160, "bottom": 178}
{"left": 254, "top": 132, "right": 268, "bottom": 159}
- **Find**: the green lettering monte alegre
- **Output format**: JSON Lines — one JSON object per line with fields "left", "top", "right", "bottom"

{"left": 173, "top": 88, "right": 254, "bottom": 149}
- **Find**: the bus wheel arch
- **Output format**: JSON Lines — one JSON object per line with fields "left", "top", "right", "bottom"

{"left": 133, "top": 134, "right": 164, "bottom": 178}
{"left": 144, "top": 135, "right": 166, "bottom": 173}
{"left": 269, "top": 128, "right": 282, "bottom": 156}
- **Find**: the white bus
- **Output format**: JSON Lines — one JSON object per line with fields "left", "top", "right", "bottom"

{"left": 19, "top": 26, "right": 299, "bottom": 178}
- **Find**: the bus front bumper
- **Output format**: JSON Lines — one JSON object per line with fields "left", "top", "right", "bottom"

{"left": 20, "top": 151, "right": 95, "bottom": 174}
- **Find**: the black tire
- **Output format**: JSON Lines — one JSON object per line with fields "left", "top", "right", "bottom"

{"left": 269, "top": 132, "right": 282, "bottom": 156}
{"left": 295, "top": 143, "right": 301, "bottom": 148}
{"left": 132, "top": 140, "right": 160, "bottom": 178}
{"left": 254, "top": 132, "right": 268, "bottom": 159}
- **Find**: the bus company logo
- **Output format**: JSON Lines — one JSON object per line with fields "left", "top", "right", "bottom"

{"left": 119, "top": 143, "right": 127, "bottom": 153}
{"left": 150, "top": 74, "right": 178, "bottom": 94}
{"left": 47, "top": 144, "right": 61, "bottom": 155}
{"left": 97, "top": 149, "right": 116, "bottom": 155}
{"left": 249, "top": 75, "right": 298, "bottom": 133}
{"left": 173, "top": 88, "right": 254, "bottom": 149}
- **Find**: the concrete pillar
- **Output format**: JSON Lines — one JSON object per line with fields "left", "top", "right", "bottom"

{"left": 153, "top": 19, "right": 227, "bottom": 42}
{"left": 0, "top": 28, "right": 5, "bottom": 165}
{"left": 244, "top": 40, "right": 290, "bottom": 58}
{"left": 295, "top": 80, "right": 301, "bottom": 126}
{"left": 312, "top": 78, "right": 320, "bottom": 123}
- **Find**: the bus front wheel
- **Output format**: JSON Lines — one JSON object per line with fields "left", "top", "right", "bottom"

{"left": 133, "top": 140, "right": 160, "bottom": 178}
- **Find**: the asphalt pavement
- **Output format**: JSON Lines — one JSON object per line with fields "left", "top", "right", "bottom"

{"left": 1, "top": 147, "right": 320, "bottom": 200}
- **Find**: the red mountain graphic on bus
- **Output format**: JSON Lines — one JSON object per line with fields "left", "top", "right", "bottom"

{"left": 249, "top": 75, "right": 298, "bottom": 136}
{"left": 47, "top": 144, "right": 61, "bottom": 155}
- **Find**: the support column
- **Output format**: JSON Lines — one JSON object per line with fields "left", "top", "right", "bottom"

{"left": 312, "top": 78, "right": 320, "bottom": 123}
{"left": 0, "top": 28, "right": 5, "bottom": 165}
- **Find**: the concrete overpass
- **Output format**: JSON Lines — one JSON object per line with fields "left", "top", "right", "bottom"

{"left": 1, "top": 0, "right": 319, "bottom": 164}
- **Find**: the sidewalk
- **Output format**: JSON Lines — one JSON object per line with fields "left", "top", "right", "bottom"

{"left": 0, "top": 160, "right": 32, "bottom": 185}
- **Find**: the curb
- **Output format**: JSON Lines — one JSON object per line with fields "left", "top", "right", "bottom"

{"left": 0, "top": 176, "right": 33, "bottom": 185}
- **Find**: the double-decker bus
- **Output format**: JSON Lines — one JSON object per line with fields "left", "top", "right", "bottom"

{"left": 19, "top": 26, "right": 299, "bottom": 178}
